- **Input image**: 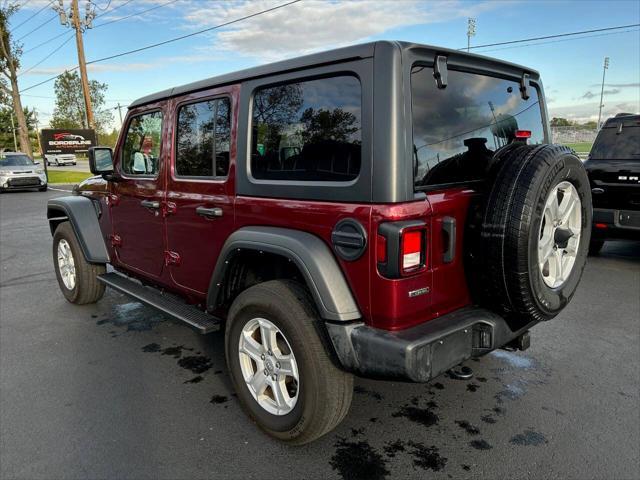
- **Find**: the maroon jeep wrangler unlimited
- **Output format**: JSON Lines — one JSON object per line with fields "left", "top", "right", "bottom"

{"left": 47, "top": 41, "right": 592, "bottom": 444}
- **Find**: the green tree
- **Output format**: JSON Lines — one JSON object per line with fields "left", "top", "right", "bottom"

{"left": 100, "top": 128, "right": 120, "bottom": 148}
{"left": 550, "top": 117, "right": 574, "bottom": 127}
{"left": 299, "top": 108, "right": 359, "bottom": 144}
{"left": 50, "top": 71, "right": 113, "bottom": 135}
{"left": 0, "top": 106, "right": 35, "bottom": 151}
{"left": 0, "top": 2, "right": 32, "bottom": 156}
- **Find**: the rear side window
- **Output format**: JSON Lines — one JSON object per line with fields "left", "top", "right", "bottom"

{"left": 251, "top": 75, "right": 361, "bottom": 182}
{"left": 176, "top": 97, "right": 231, "bottom": 177}
{"left": 590, "top": 123, "right": 640, "bottom": 160}
{"left": 121, "top": 111, "right": 163, "bottom": 176}
{"left": 411, "top": 66, "right": 545, "bottom": 189}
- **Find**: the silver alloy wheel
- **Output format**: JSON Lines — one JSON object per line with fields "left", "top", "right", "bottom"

{"left": 238, "top": 317, "right": 299, "bottom": 416}
{"left": 57, "top": 239, "right": 76, "bottom": 290}
{"left": 538, "top": 181, "right": 582, "bottom": 288}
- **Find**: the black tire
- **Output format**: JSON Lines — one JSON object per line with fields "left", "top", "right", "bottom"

{"left": 225, "top": 280, "right": 353, "bottom": 445}
{"left": 53, "top": 222, "right": 106, "bottom": 304}
{"left": 472, "top": 144, "right": 592, "bottom": 329}
{"left": 589, "top": 239, "right": 604, "bottom": 255}
{"left": 39, "top": 185, "right": 48, "bottom": 192}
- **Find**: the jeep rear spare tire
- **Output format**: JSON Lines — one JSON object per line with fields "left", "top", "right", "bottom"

{"left": 474, "top": 144, "right": 592, "bottom": 329}
{"left": 225, "top": 280, "right": 353, "bottom": 445}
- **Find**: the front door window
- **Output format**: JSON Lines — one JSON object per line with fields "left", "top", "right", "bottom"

{"left": 121, "top": 111, "right": 163, "bottom": 176}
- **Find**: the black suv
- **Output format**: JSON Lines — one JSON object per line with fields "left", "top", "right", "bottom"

{"left": 584, "top": 114, "right": 640, "bottom": 253}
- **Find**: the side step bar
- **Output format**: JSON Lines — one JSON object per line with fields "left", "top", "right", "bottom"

{"left": 97, "top": 272, "right": 221, "bottom": 334}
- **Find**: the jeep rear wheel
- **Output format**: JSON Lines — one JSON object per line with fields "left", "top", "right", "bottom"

{"left": 53, "top": 222, "right": 106, "bottom": 304}
{"left": 472, "top": 144, "right": 592, "bottom": 329}
{"left": 225, "top": 280, "right": 353, "bottom": 445}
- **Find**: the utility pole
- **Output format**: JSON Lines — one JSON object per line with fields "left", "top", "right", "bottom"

{"left": 53, "top": 0, "right": 96, "bottom": 129}
{"left": 467, "top": 18, "right": 476, "bottom": 53}
{"left": 116, "top": 102, "right": 123, "bottom": 126}
{"left": 9, "top": 113, "right": 17, "bottom": 151}
{"left": 33, "top": 108, "right": 48, "bottom": 178}
{"left": 597, "top": 56, "right": 610, "bottom": 130}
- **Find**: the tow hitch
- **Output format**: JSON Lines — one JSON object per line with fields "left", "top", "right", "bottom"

{"left": 503, "top": 331, "right": 531, "bottom": 352}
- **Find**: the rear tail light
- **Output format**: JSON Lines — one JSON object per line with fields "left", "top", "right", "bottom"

{"left": 402, "top": 230, "right": 423, "bottom": 272}
{"left": 515, "top": 130, "right": 532, "bottom": 139}
{"left": 377, "top": 221, "right": 427, "bottom": 278}
{"left": 595, "top": 223, "right": 608, "bottom": 229}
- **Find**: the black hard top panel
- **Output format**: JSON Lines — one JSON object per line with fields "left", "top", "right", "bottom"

{"left": 129, "top": 40, "right": 539, "bottom": 108}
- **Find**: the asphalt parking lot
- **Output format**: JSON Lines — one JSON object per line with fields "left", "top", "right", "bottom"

{"left": 1, "top": 189, "right": 639, "bottom": 480}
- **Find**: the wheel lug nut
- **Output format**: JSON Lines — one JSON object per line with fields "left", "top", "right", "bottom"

{"left": 268, "top": 350, "right": 273, "bottom": 356}
{"left": 261, "top": 354, "right": 265, "bottom": 360}
{"left": 275, "top": 362, "right": 280, "bottom": 368}
{"left": 263, "top": 369, "right": 268, "bottom": 375}
{"left": 271, "top": 375, "right": 277, "bottom": 381}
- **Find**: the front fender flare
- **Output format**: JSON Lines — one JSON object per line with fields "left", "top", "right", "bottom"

{"left": 207, "top": 226, "right": 361, "bottom": 321}
{"left": 47, "top": 196, "right": 109, "bottom": 264}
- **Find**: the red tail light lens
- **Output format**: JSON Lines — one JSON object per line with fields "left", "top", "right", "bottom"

{"left": 402, "top": 230, "right": 424, "bottom": 272}
{"left": 595, "top": 223, "right": 608, "bottom": 229}
{"left": 515, "top": 130, "right": 532, "bottom": 139}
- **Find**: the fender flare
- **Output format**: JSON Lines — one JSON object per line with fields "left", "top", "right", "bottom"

{"left": 47, "top": 196, "right": 110, "bottom": 264}
{"left": 207, "top": 226, "right": 361, "bottom": 321}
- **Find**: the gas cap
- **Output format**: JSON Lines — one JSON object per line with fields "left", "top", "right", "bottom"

{"left": 331, "top": 218, "right": 367, "bottom": 261}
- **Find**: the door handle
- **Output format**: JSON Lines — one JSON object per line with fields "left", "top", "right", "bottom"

{"left": 196, "top": 206, "right": 223, "bottom": 218}
{"left": 140, "top": 200, "right": 160, "bottom": 209}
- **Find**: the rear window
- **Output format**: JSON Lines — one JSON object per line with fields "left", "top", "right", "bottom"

{"left": 411, "top": 66, "right": 545, "bottom": 189}
{"left": 251, "top": 75, "right": 361, "bottom": 182}
{"left": 590, "top": 123, "right": 640, "bottom": 160}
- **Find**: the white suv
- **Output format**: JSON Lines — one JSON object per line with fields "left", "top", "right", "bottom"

{"left": 46, "top": 153, "right": 77, "bottom": 166}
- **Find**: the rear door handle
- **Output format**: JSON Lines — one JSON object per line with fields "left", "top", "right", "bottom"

{"left": 140, "top": 200, "right": 160, "bottom": 209}
{"left": 196, "top": 206, "right": 223, "bottom": 218}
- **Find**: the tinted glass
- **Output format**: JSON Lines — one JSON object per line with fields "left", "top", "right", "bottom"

{"left": 0, "top": 154, "right": 33, "bottom": 167}
{"left": 590, "top": 124, "right": 640, "bottom": 160}
{"left": 121, "top": 111, "right": 163, "bottom": 176}
{"left": 251, "top": 76, "right": 361, "bottom": 182}
{"left": 176, "top": 98, "right": 231, "bottom": 177}
{"left": 412, "top": 66, "right": 545, "bottom": 188}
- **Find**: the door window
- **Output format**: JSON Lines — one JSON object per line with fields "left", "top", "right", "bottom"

{"left": 175, "top": 97, "right": 231, "bottom": 177}
{"left": 121, "top": 111, "right": 163, "bottom": 176}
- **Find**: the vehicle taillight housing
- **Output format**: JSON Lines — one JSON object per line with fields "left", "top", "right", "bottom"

{"left": 377, "top": 221, "right": 427, "bottom": 278}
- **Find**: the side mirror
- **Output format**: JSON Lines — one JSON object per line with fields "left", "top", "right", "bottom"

{"left": 33, "top": 161, "right": 40, "bottom": 166}
{"left": 88, "top": 146, "right": 114, "bottom": 175}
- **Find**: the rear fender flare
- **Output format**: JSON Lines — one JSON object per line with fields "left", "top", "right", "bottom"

{"left": 47, "top": 196, "right": 109, "bottom": 264}
{"left": 207, "top": 226, "right": 361, "bottom": 321}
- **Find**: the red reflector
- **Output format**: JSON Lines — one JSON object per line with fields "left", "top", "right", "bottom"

{"left": 595, "top": 223, "right": 608, "bottom": 229}
{"left": 376, "top": 234, "right": 387, "bottom": 263}
{"left": 515, "top": 130, "right": 532, "bottom": 139}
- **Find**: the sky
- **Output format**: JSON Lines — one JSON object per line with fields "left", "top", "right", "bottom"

{"left": 6, "top": 0, "right": 640, "bottom": 129}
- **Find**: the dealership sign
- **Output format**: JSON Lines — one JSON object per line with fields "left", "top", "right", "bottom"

{"left": 40, "top": 129, "right": 97, "bottom": 154}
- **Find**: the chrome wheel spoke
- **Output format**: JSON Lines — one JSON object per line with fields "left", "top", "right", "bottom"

{"left": 270, "top": 377, "right": 290, "bottom": 410}
{"left": 259, "top": 320, "right": 278, "bottom": 353}
{"left": 239, "top": 333, "right": 263, "bottom": 362}
{"left": 57, "top": 239, "right": 76, "bottom": 290}
{"left": 276, "top": 355, "right": 297, "bottom": 377}
{"left": 249, "top": 372, "right": 267, "bottom": 396}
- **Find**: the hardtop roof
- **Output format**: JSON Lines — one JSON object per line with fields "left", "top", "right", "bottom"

{"left": 129, "top": 40, "right": 539, "bottom": 109}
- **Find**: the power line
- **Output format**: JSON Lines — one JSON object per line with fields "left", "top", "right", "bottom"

{"left": 477, "top": 28, "right": 639, "bottom": 54}
{"left": 19, "top": 0, "right": 302, "bottom": 93}
{"left": 93, "top": 0, "right": 181, "bottom": 29}
{"left": 23, "top": 30, "right": 69, "bottom": 54}
{"left": 10, "top": 0, "right": 55, "bottom": 33}
{"left": 95, "top": 0, "right": 135, "bottom": 18}
{"left": 16, "top": 13, "right": 56, "bottom": 41}
{"left": 19, "top": 32, "right": 75, "bottom": 77}
{"left": 464, "top": 23, "right": 640, "bottom": 51}
{"left": 87, "top": 0, "right": 302, "bottom": 64}
{"left": 89, "top": 0, "right": 112, "bottom": 11}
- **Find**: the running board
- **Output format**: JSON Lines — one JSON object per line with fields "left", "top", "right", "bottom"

{"left": 97, "top": 272, "right": 221, "bottom": 334}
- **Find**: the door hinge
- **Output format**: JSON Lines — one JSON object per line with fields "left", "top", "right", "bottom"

{"left": 164, "top": 250, "right": 181, "bottom": 266}
{"left": 162, "top": 201, "right": 177, "bottom": 217}
{"left": 109, "top": 234, "right": 122, "bottom": 247}
{"left": 108, "top": 194, "right": 120, "bottom": 206}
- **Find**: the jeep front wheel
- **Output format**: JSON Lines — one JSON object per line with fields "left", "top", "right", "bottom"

{"left": 225, "top": 280, "right": 353, "bottom": 445}
{"left": 53, "top": 222, "right": 106, "bottom": 304}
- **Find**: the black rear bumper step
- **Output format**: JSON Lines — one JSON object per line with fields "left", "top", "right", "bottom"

{"left": 98, "top": 272, "right": 221, "bottom": 334}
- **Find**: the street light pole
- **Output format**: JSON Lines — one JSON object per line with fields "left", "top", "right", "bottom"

{"left": 467, "top": 18, "right": 476, "bottom": 52}
{"left": 597, "top": 56, "right": 610, "bottom": 129}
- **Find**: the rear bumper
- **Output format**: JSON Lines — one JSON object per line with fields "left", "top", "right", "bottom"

{"left": 325, "top": 307, "right": 535, "bottom": 382}
{"left": 592, "top": 208, "right": 640, "bottom": 241}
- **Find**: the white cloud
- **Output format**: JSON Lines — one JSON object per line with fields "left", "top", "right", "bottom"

{"left": 183, "top": 0, "right": 501, "bottom": 60}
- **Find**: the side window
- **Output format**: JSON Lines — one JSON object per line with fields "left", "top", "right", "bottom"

{"left": 251, "top": 75, "right": 361, "bottom": 182}
{"left": 121, "top": 111, "right": 163, "bottom": 176}
{"left": 176, "top": 97, "right": 231, "bottom": 177}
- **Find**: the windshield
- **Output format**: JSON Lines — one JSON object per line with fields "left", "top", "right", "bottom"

{"left": 0, "top": 154, "right": 34, "bottom": 167}
{"left": 590, "top": 124, "right": 639, "bottom": 160}
{"left": 412, "top": 66, "right": 545, "bottom": 189}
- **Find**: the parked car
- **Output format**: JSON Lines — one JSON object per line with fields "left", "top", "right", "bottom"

{"left": 47, "top": 41, "right": 592, "bottom": 444}
{"left": 0, "top": 152, "right": 47, "bottom": 192}
{"left": 584, "top": 114, "right": 640, "bottom": 254}
{"left": 45, "top": 153, "right": 77, "bottom": 166}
